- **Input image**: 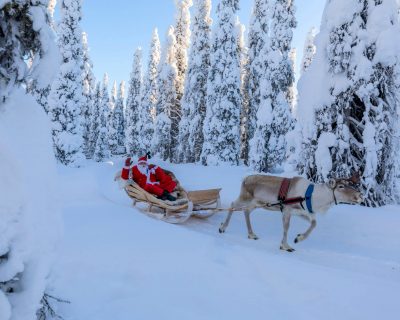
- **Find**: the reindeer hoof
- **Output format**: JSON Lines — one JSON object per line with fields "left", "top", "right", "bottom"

{"left": 294, "top": 234, "right": 303, "bottom": 243}
{"left": 248, "top": 234, "right": 259, "bottom": 240}
{"left": 219, "top": 228, "right": 225, "bottom": 234}
{"left": 280, "top": 245, "right": 295, "bottom": 252}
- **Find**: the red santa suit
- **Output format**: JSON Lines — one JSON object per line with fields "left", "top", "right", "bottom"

{"left": 121, "top": 155, "right": 176, "bottom": 197}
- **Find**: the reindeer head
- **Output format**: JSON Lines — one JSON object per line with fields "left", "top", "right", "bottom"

{"left": 328, "top": 173, "right": 363, "bottom": 205}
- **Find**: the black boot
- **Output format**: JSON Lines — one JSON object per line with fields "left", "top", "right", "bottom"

{"left": 161, "top": 190, "right": 176, "bottom": 202}
{"left": 157, "top": 191, "right": 168, "bottom": 200}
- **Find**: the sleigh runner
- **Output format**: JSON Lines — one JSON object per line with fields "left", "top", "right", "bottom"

{"left": 122, "top": 170, "right": 221, "bottom": 224}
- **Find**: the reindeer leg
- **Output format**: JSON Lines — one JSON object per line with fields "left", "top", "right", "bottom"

{"left": 219, "top": 208, "right": 234, "bottom": 234}
{"left": 294, "top": 216, "right": 316, "bottom": 244}
{"left": 245, "top": 208, "right": 258, "bottom": 240}
{"left": 280, "top": 211, "right": 295, "bottom": 252}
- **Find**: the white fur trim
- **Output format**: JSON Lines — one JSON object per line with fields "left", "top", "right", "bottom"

{"left": 136, "top": 164, "right": 160, "bottom": 186}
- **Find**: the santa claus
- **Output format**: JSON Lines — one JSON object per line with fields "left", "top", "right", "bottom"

{"left": 121, "top": 154, "right": 177, "bottom": 201}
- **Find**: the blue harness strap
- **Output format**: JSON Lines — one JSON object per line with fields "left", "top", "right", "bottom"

{"left": 305, "top": 184, "right": 315, "bottom": 214}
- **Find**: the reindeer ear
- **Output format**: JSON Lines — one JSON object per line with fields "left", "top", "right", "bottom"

{"left": 328, "top": 178, "right": 336, "bottom": 189}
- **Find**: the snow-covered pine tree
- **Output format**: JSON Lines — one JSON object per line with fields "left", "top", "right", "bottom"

{"left": 94, "top": 74, "right": 111, "bottom": 162}
{"left": 111, "top": 81, "right": 126, "bottom": 155}
{"left": 108, "top": 80, "right": 117, "bottom": 152}
{"left": 246, "top": 0, "right": 270, "bottom": 163}
{"left": 153, "top": 26, "right": 178, "bottom": 161}
{"left": 48, "top": 0, "right": 85, "bottom": 166}
{"left": 178, "top": 0, "right": 212, "bottom": 163}
{"left": 236, "top": 17, "right": 250, "bottom": 164}
{"left": 25, "top": 0, "right": 58, "bottom": 113}
{"left": 249, "top": 0, "right": 297, "bottom": 172}
{"left": 298, "top": 0, "right": 400, "bottom": 206}
{"left": 82, "top": 32, "right": 96, "bottom": 159}
{"left": 87, "top": 81, "right": 102, "bottom": 158}
{"left": 140, "top": 29, "right": 161, "bottom": 154}
{"left": 174, "top": 0, "right": 192, "bottom": 97}
{"left": 201, "top": 0, "right": 242, "bottom": 166}
{"left": 301, "top": 27, "right": 316, "bottom": 74}
{"left": 125, "top": 48, "right": 143, "bottom": 156}
{"left": 285, "top": 48, "right": 301, "bottom": 171}
{"left": 171, "top": 0, "right": 192, "bottom": 163}
{"left": 1, "top": 2, "right": 46, "bottom": 102}
{"left": 288, "top": 48, "right": 297, "bottom": 110}
{"left": 0, "top": 1, "right": 61, "bottom": 318}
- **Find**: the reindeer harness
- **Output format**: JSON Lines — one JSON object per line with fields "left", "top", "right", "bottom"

{"left": 271, "top": 178, "right": 315, "bottom": 214}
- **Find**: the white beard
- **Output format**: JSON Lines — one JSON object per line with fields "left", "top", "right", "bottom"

{"left": 137, "top": 164, "right": 159, "bottom": 185}
{"left": 137, "top": 164, "right": 148, "bottom": 176}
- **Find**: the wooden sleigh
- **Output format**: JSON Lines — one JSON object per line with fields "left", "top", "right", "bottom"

{"left": 122, "top": 170, "right": 222, "bottom": 224}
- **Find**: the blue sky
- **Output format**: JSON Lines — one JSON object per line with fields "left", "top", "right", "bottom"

{"left": 78, "top": 0, "right": 326, "bottom": 88}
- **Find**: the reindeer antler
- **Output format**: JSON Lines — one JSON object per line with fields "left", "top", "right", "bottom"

{"left": 348, "top": 172, "right": 360, "bottom": 184}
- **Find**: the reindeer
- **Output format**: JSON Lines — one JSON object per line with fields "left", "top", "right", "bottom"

{"left": 219, "top": 174, "right": 363, "bottom": 252}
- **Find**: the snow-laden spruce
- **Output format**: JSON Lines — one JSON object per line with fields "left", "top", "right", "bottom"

{"left": 288, "top": 48, "right": 297, "bottom": 109}
{"left": 116, "top": 82, "right": 126, "bottom": 154}
{"left": 82, "top": 32, "right": 96, "bottom": 159}
{"left": 18, "top": 0, "right": 59, "bottom": 114}
{"left": 94, "top": 74, "right": 111, "bottom": 162}
{"left": 201, "top": 0, "right": 242, "bottom": 166}
{"left": 297, "top": 0, "right": 400, "bottom": 206}
{"left": 140, "top": 29, "right": 161, "bottom": 154}
{"left": 109, "top": 81, "right": 126, "bottom": 155}
{"left": 174, "top": 1, "right": 192, "bottom": 100}
{"left": 125, "top": 48, "right": 143, "bottom": 156}
{"left": 108, "top": 81, "right": 117, "bottom": 153}
{"left": 87, "top": 82, "right": 102, "bottom": 158}
{"left": 236, "top": 17, "right": 250, "bottom": 163}
{"left": 153, "top": 26, "right": 178, "bottom": 161}
{"left": 174, "top": 0, "right": 192, "bottom": 97}
{"left": 178, "top": 0, "right": 212, "bottom": 163}
{"left": 170, "top": 0, "right": 192, "bottom": 163}
{"left": 48, "top": 0, "right": 85, "bottom": 166}
{"left": 0, "top": 1, "right": 61, "bottom": 319}
{"left": 245, "top": 0, "right": 270, "bottom": 161}
{"left": 301, "top": 27, "right": 316, "bottom": 74}
{"left": 249, "top": 0, "right": 296, "bottom": 173}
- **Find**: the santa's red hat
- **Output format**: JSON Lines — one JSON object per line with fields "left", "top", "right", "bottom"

{"left": 138, "top": 155, "right": 148, "bottom": 165}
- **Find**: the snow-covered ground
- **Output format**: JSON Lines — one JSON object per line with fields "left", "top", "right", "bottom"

{"left": 52, "top": 158, "right": 400, "bottom": 320}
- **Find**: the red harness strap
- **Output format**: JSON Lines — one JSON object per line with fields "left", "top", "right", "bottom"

{"left": 278, "top": 178, "right": 291, "bottom": 201}
{"left": 283, "top": 197, "right": 306, "bottom": 205}
{"left": 277, "top": 178, "right": 306, "bottom": 210}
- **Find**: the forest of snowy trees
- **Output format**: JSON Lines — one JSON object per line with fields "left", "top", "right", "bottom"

{"left": 3, "top": 0, "right": 399, "bottom": 198}
{"left": 1, "top": 0, "right": 400, "bottom": 316}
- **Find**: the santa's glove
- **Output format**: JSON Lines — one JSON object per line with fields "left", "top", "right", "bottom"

{"left": 124, "top": 157, "right": 133, "bottom": 168}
